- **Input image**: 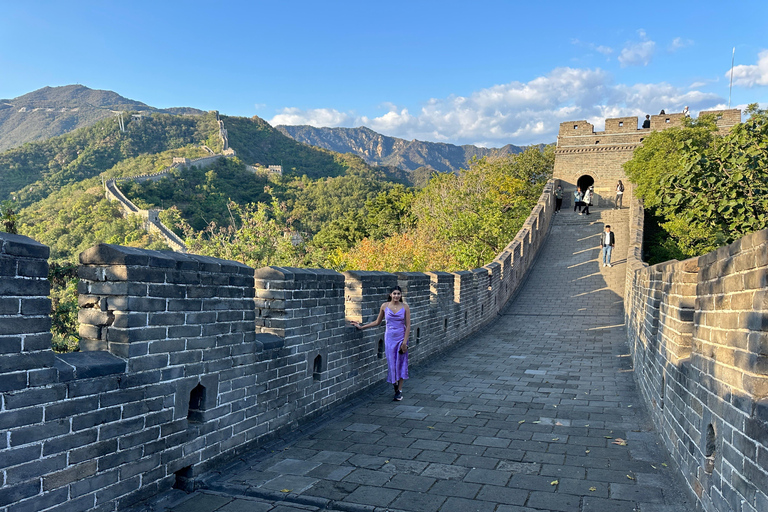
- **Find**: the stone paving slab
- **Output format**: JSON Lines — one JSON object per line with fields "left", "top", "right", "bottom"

{"left": 139, "top": 207, "right": 694, "bottom": 512}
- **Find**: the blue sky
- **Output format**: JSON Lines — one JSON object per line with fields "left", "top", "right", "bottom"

{"left": 1, "top": 1, "right": 766, "bottom": 145}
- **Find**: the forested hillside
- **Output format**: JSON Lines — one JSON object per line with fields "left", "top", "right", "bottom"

{"left": 0, "top": 111, "right": 221, "bottom": 206}
{"left": 0, "top": 84, "right": 204, "bottom": 152}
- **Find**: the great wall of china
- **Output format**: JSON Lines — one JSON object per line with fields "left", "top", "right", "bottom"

{"left": 1, "top": 108, "right": 767, "bottom": 512}
{"left": 103, "top": 114, "right": 237, "bottom": 253}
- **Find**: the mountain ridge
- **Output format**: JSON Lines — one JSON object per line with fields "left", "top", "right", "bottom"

{"left": 0, "top": 85, "right": 205, "bottom": 152}
{"left": 275, "top": 124, "right": 526, "bottom": 173}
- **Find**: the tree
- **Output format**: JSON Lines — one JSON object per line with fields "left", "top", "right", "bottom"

{"left": 624, "top": 104, "right": 768, "bottom": 259}
{"left": 176, "top": 200, "right": 307, "bottom": 268}
{"left": 410, "top": 146, "right": 553, "bottom": 268}
{"left": 1, "top": 200, "right": 18, "bottom": 234}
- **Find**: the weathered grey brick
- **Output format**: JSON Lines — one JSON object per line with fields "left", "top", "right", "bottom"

{"left": 43, "top": 429, "right": 98, "bottom": 456}
{"left": 0, "top": 480, "right": 41, "bottom": 508}
{"left": 6, "top": 454, "right": 67, "bottom": 485}
{"left": 21, "top": 333, "right": 53, "bottom": 352}
{"left": 68, "top": 439, "right": 118, "bottom": 465}
{"left": 71, "top": 408, "right": 121, "bottom": 431}
{"left": 10, "top": 420, "right": 69, "bottom": 447}
{"left": 0, "top": 371, "right": 28, "bottom": 392}
{"left": 69, "top": 469, "right": 118, "bottom": 498}
{"left": 0, "top": 317, "right": 51, "bottom": 336}
{"left": 5, "top": 385, "right": 66, "bottom": 409}
{"left": 42, "top": 460, "right": 98, "bottom": 492}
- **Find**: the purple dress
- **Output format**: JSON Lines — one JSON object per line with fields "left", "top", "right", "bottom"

{"left": 385, "top": 307, "right": 408, "bottom": 383}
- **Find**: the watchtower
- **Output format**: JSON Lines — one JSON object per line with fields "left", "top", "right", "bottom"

{"left": 553, "top": 109, "right": 741, "bottom": 207}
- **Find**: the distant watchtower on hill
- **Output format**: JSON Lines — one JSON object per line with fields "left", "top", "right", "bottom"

{"left": 553, "top": 109, "right": 741, "bottom": 206}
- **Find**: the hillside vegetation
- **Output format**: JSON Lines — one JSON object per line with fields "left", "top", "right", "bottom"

{"left": 0, "top": 111, "right": 220, "bottom": 206}
{"left": 624, "top": 104, "right": 768, "bottom": 264}
{"left": 0, "top": 84, "right": 204, "bottom": 152}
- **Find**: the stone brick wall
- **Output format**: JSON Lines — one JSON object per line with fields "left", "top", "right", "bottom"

{"left": 0, "top": 180, "right": 556, "bottom": 512}
{"left": 625, "top": 204, "right": 768, "bottom": 511}
{"left": 554, "top": 109, "right": 741, "bottom": 208}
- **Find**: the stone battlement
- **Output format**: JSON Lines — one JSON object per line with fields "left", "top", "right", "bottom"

{"left": 0, "top": 180, "right": 556, "bottom": 512}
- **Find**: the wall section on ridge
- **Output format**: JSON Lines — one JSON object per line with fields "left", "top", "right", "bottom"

{"left": 0, "top": 180, "right": 556, "bottom": 512}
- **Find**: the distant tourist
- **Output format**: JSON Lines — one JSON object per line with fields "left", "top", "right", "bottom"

{"left": 659, "top": 109, "right": 666, "bottom": 115}
{"left": 642, "top": 115, "right": 651, "bottom": 129}
{"left": 555, "top": 185, "right": 563, "bottom": 213}
{"left": 615, "top": 180, "right": 624, "bottom": 209}
{"left": 351, "top": 286, "right": 410, "bottom": 401}
{"left": 581, "top": 187, "right": 592, "bottom": 216}
{"left": 574, "top": 187, "right": 583, "bottom": 213}
{"left": 683, "top": 106, "right": 690, "bottom": 118}
{"left": 601, "top": 225, "right": 615, "bottom": 267}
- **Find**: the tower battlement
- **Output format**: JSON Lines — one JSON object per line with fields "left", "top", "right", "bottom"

{"left": 553, "top": 108, "right": 741, "bottom": 207}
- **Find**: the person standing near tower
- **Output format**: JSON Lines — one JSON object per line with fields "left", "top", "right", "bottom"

{"left": 555, "top": 185, "right": 563, "bottom": 213}
{"left": 601, "top": 225, "right": 615, "bottom": 267}
{"left": 581, "top": 187, "right": 592, "bottom": 216}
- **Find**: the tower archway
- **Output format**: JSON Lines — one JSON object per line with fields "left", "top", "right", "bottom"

{"left": 577, "top": 174, "right": 594, "bottom": 193}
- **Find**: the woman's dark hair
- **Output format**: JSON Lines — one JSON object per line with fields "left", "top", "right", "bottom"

{"left": 387, "top": 286, "right": 403, "bottom": 302}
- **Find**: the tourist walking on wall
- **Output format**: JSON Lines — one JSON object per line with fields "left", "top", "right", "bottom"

{"left": 642, "top": 115, "right": 651, "bottom": 129}
{"left": 615, "top": 180, "right": 624, "bottom": 209}
{"left": 351, "top": 286, "right": 410, "bottom": 401}
{"left": 573, "top": 187, "right": 583, "bottom": 212}
{"left": 601, "top": 225, "right": 615, "bottom": 267}
{"left": 555, "top": 185, "right": 563, "bottom": 213}
{"left": 581, "top": 187, "right": 592, "bottom": 215}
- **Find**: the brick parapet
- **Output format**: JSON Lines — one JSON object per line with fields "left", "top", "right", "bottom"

{"left": 625, "top": 196, "right": 768, "bottom": 510}
{"left": 0, "top": 179, "right": 557, "bottom": 512}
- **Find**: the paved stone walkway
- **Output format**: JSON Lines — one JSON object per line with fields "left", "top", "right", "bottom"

{"left": 152, "top": 207, "right": 694, "bottom": 512}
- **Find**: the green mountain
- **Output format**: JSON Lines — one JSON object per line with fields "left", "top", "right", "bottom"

{"left": 1, "top": 105, "right": 405, "bottom": 262}
{"left": 0, "top": 85, "right": 204, "bottom": 152}
{"left": 0, "top": 110, "right": 220, "bottom": 206}
{"left": 275, "top": 125, "right": 525, "bottom": 173}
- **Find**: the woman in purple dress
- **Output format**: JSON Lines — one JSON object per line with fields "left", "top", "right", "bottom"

{"left": 351, "top": 286, "right": 411, "bottom": 401}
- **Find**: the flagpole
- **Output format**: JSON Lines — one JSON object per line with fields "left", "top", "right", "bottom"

{"left": 728, "top": 47, "right": 735, "bottom": 108}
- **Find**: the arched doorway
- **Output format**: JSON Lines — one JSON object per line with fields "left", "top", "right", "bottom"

{"left": 577, "top": 174, "right": 594, "bottom": 192}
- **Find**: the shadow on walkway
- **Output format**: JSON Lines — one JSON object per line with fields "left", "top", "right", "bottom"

{"left": 144, "top": 208, "right": 694, "bottom": 512}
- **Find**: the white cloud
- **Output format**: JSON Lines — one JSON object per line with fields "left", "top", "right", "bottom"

{"left": 571, "top": 38, "right": 614, "bottom": 56}
{"left": 270, "top": 107, "right": 353, "bottom": 127}
{"left": 595, "top": 45, "right": 614, "bottom": 56}
{"left": 271, "top": 67, "right": 724, "bottom": 145}
{"left": 669, "top": 37, "right": 693, "bottom": 52}
{"left": 729, "top": 50, "right": 768, "bottom": 87}
{"left": 619, "top": 40, "right": 656, "bottom": 67}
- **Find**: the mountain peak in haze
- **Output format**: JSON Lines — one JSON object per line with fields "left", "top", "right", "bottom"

{"left": 275, "top": 125, "right": 526, "bottom": 174}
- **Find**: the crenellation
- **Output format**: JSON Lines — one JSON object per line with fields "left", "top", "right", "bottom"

{"left": 0, "top": 179, "right": 557, "bottom": 511}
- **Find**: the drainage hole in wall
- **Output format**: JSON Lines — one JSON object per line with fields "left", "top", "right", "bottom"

{"left": 188, "top": 384, "right": 206, "bottom": 424}
{"left": 377, "top": 339, "right": 384, "bottom": 359}
{"left": 704, "top": 423, "right": 716, "bottom": 474}
{"left": 313, "top": 354, "right": 322, "bottom": 381}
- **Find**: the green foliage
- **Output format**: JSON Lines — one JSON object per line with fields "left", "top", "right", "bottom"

{"left": 0, "top": 111, "right": 220, "bottom": 206}
{"left": 410, "top": 146, "right": 554, "bottom": 268}
{"left": 177, "top": 200, "right": 308, "bottom": 268}
{"left": 281, "top": 171, "right": 397, "bottom": 234}
{"left": 49, "top": 262, "right": 79, "bottom": 353}
{"left": 1, "top": 200, "right": 18, "bottom": 233}
{"left": 121, "top": 157, "right": 272, "bottom": 231}
{"left": 222, "top": 115, "right": 350, "bottom": 179}
{"left": 625, "top": 105, "right": 768, "bottom": 259}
